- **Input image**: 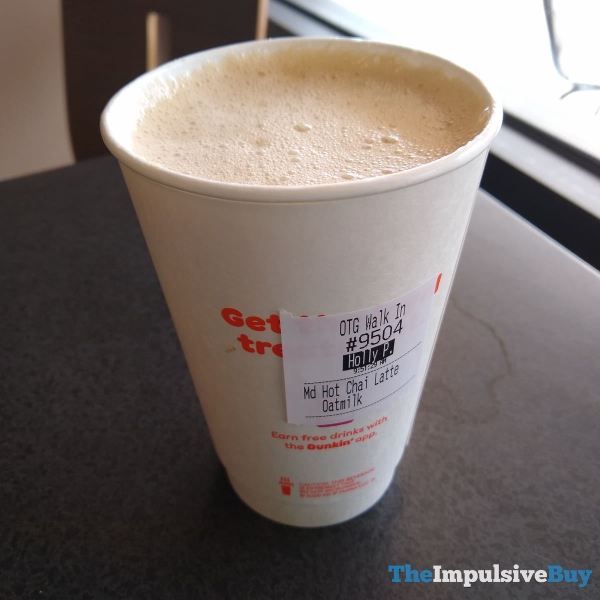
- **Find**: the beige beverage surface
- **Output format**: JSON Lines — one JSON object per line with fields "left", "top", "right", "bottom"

{"left": 132, "top": 44, "right": 491, "bottom": 186}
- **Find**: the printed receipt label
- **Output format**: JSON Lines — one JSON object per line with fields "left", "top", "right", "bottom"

{"left": 280, "top": 276, "right": 438, "bottom": 425}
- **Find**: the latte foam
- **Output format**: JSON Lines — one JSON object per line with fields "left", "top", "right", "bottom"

{"left": 132, "top": 43, "right": 491, "bottom": 185}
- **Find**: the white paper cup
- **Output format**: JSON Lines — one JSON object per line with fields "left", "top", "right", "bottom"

{"left": 101, "top": 38, "right": 501, "bottom": 527}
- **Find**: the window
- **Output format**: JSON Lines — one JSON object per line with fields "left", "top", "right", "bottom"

{"left": 281, "top": 0, "right": 600, "bottom": 164}
{"left": 270, "top": 0, "right": 600, "bottom": 267}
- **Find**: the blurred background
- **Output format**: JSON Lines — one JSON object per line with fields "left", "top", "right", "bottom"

{"left": 1, "top": 0, "right": 72, "bottom": 180}
{"left": 1, "top": 0, "right": 598, "bottom": 264}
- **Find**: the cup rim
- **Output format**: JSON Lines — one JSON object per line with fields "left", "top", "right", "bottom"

{"left": 100, "top": 37, "right": 502, "bottom": 203}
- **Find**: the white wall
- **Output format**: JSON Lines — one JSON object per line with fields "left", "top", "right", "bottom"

{"left": 0, "top": 0, "right": 74, "bottom": 181}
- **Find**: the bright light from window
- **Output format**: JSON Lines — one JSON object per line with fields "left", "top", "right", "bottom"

{"left": 324, "top": 0, "right": 600, "bottom": 161}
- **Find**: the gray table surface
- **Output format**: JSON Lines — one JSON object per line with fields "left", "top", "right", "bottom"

{"left": 1, "top": 156, "right": 599, "bottom": 599}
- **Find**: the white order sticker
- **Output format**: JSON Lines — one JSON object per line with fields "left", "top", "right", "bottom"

{"left": 280, "top": 275, "right": 439, "bottom": 425}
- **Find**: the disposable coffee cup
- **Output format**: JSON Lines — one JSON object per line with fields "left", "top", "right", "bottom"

{"left": 101, "top": 38, "right": 501, "bottom": 527}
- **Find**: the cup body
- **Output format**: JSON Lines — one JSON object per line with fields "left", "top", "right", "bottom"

{"left": 101, "top": 38, "right": 501, "bottom": 527}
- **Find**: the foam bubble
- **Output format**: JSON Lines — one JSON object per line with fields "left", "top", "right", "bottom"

{"left": 294, "top": 123, "right": 312, "bottom": 133}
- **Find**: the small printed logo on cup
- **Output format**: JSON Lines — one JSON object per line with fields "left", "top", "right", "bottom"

{"left": 278, "top": 476, "right": 294, "bottom": 496}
